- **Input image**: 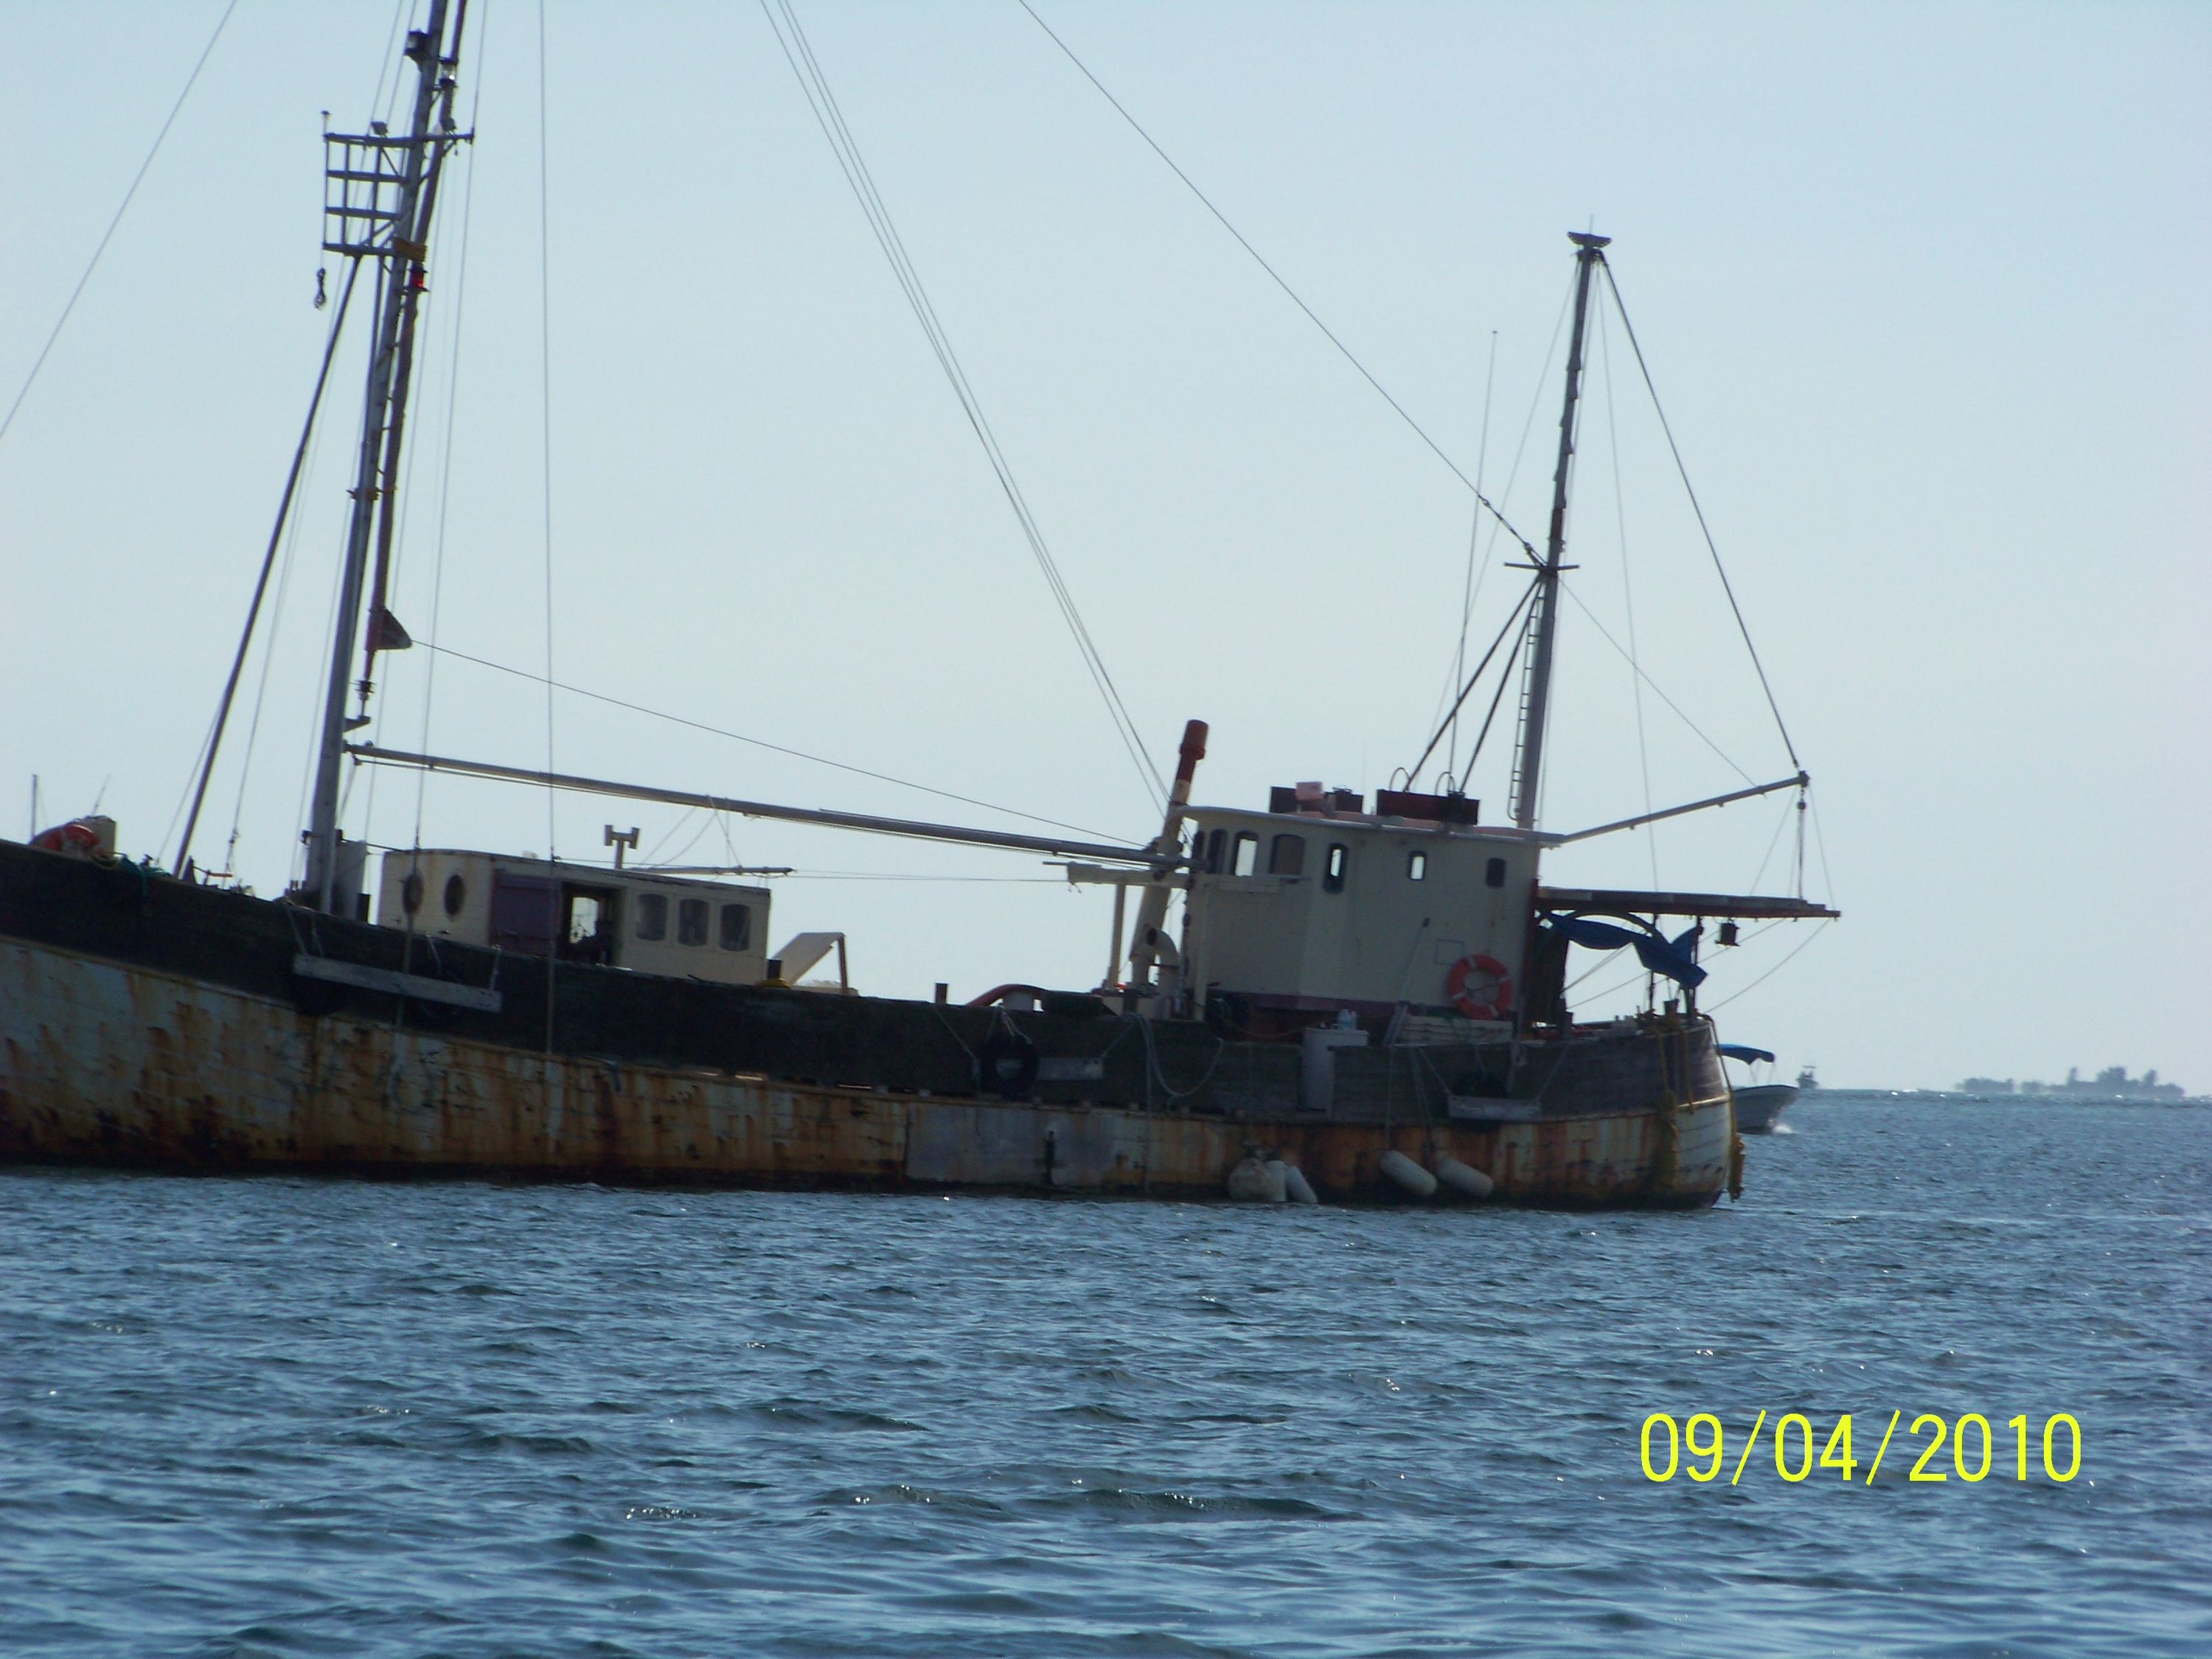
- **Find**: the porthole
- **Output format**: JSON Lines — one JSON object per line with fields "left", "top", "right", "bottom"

{"left": 442, "top": 874, "right": 466, "bottom": 917}
{"left": 401, "top": 870, "right": 425, "bottom": 915}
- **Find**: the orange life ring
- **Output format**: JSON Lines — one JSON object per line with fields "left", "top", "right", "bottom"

{"left": 1445, "top": 953, "right": 1514, "bottom": 1020}
{"left": 32, "top": 820, "right": 102, "bottom": 855}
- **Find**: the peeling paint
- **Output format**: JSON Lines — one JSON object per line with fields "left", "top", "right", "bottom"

{"left": 1, "top": 939, "right": 1727, "bottom": 1206}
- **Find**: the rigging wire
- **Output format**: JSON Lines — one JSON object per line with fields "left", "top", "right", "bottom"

{"left": 642, "top": 808, "right": 698, "bottom": 866}
{"left": 173, "top": 260, "right": 364, "bottom": 872}
{"left": 0, "top": 0, "right": 240, "bottom": 449}
{"left": 1558, "top": 584, "right": 1754, "bottom": 785}
{"left": 161, "top": 704, "right": 226, "bottom": 869}
{"left": 1599, "top": 258, "right": 1801, "bottom": 771}
{"left": 537, "top": 0, "right": 558, "bottom": 871}
{"left": 411, "top": 1, "right": 492, "bottom": 855}
{"left": 1745, "top": 793, "right": 1795, "bottom": 895}
{"left": 754, "top": 870, "right": 1062, "bottom": 884}
{"left": 1018, "top": 0, "right": 1539, "bottom": 561}
{"left": 717, "top": 807, "right": 742, "bottom": 873}
{"left": 226, "top": 390, "right": 333, "bottom": 875}
{"left": 1462, "top": 616, "right": 1529, "bottom": 778}
{"left": 1808, "top": 791, "right": 1837, "bottom": 904}
{"left": 660, "top": 810, "right": 719, "bottom": 870}
{"left": 1703, "top": 920, "right": 1834, "bottom": 1014}
{"left": 366, "top": 0, "right": 413, "bottom": 126}
{"left": 759, "top": 0, "right": 1165, "bottom": 811}
{"left": 415, "top": 640, "right": 1122, "bottom": 840}
{"left": 1403, "top": 575, "right": 1540, "bottom": 785}
{"left": 1596, "top": 299, "right": 1659, "bottom": 889}
{"left": 535, "top": 0, "right": 561, "bottom": 1057}
{"left": 291, "top": 280, "right": 383, "bottom": 893}
{"left": 1441, "top": 330, "right": 1500, "bottom": 781}
{"left": 1431, "top": 274, "right": 1573, "bottom": 775}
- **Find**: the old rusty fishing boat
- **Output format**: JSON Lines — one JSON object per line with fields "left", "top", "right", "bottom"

{"left": 0, "top": 5, "right": 1835, "bottom": 1206}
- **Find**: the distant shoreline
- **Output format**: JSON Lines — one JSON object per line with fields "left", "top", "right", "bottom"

{"left": 1806, "top": 1088, "right": 2211, "bottom": 1107}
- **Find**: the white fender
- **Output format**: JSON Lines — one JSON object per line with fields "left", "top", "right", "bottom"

{"left": 1226, "top": 1152, "right": 1287, "bottom": 1203}
{"left": 1433, "top": 1155, "right": 1495, "bottom": 1200}
{"left": 1378, "top": 1149, "right": 1436, "bottom": 1198}
{"left": 1272, "top": 1161, "right": 1318, "bottom": 1206}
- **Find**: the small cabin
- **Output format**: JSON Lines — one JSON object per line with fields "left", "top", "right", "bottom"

{"left": 1178, "top": 785, "right": 1541, "bottom": 1027}
{"left": 374, "top": 849, "right": 774, "bottom": 987}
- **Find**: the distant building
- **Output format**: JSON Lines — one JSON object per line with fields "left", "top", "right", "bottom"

{"left": 2003, "top": 1067, "right": 2189, "bottom": 1102}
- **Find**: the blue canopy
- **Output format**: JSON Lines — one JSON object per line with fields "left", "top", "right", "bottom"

{"left": 1538, "top": 914, "right": 1707, "bottom": 990}
{"left": 1717, "top": 1044, "right": 1775, "bottom": 1064}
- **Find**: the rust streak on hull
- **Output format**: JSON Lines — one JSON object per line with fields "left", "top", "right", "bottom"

{"left": 0, "top": 939, "right": 1727, "bottom": 1207}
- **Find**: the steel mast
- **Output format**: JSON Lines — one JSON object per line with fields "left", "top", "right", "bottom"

{"left": 1507, "top": 230, "right": 1607, "bottom": 831}
{"left": 302, "top": 1, "right": 468, "bottom": 913}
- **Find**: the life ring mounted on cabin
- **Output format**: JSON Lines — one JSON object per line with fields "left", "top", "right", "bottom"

{"left": 1445, "top": 953, "right": 1514, "bottom": 1021}
{"left": 31, "top": 818, "right": 106, "bottom": 856}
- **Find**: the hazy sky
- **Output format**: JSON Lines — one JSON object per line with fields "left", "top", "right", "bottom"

{"left": 2, "top": 1, "right": 2205, "bottom": 1091}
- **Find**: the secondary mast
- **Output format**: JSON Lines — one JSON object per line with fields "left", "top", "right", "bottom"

{"left": 302, "top": 1, "right": 469, "bottom": 913}
{"left": 1507, "top": 231, "right": 1607, "bottom": 832}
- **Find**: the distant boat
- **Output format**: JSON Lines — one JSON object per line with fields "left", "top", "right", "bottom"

{"left": 1721, "top": 1045, "right": 1800, "bottom": 1133}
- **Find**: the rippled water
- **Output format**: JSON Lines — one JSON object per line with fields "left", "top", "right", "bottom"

{"left": 3, "top": 1093, "right": 2208, "bottom": 1656}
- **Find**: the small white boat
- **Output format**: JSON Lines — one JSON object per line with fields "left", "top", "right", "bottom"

{"left": 1721, "top": 1045, "right": 1800, "bottom": 1133}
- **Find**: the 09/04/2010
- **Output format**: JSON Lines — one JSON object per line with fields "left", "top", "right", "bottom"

{"left": 1638, "top": 1411, "right": 2082, "bottom": 1486}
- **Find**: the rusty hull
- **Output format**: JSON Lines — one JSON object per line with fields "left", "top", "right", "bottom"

{"left": 0, "top": 939, "right": 1728, "bottom": 1206}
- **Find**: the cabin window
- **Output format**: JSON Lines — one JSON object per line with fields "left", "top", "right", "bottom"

{"left": 567, "top": 894, "right": 602, "bottom": 945}
{"left": 1486, "top": 856, "right": 1507, "bottom": 889}
{"left": 443, "top": 874, "right": 466, "bottom": 917}
{"left": 635, "top": 892, "right": 667, "bottom": 940}
{"left": 1232, "top": 832, "right": 1259, "bottom": 877}
{"left": 719, "top": 903, "right": 751, "bottom": 952}
{"left": 1204, "top": 828, "right": 1225, "bottom": 873}
{"left": 1268, "top": 833, "right": 1305, "bottom": 876}
{"left": 678, "top": 898, "right": 709, "bottom": 946}
{"left": 1407, "top": 850, "right": 1427, "bottom": 882}
{"left": 401, "top": 870, "right": 424, "bottom": 915}
{"left": 1324, "top": 843, "right": 1347, "bottom": 892}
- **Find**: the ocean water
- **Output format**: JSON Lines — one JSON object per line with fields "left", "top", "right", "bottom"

{"left": 1, "top": 1094, "right": 2207, "bottom": 1658}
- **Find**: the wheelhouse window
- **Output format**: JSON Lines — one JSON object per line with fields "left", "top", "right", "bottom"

{"left": 678, "top": 897, "right": 709, "bottom": 946}
{"left": 1486, "top": 856, "right": 1508, "bottom": 889}
{"left": 635, "top": 892, "right": 667, "bottom": 941}
{"left": 1406, "top": 850, "right": 1427, "bottom": 882}
{"left": 719, "top": 903, "right": 751, "bottom": 952}
{"left": 1197, "top": 827, "right": 1225, "bottom": 873}
{"left": 1267, "top": 833, "right": 1305, "bottom": 876}
{"left": 1231, "top": 831, "right": 1259, "bottom": 877}
{"left": 1324, "top": 843, "right": 1348, "bottom": 892}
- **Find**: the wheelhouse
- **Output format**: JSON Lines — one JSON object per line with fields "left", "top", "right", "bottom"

{"left": 1178, "top": 785, "right": 1540, "bottom": 1032}
{"left": 374, "top": 849, "right": 773, "bottom": 987}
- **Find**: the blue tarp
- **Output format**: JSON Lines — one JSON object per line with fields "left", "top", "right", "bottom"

{"left": 1539, "top": 913, "right": 1708, "bottom": 990}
